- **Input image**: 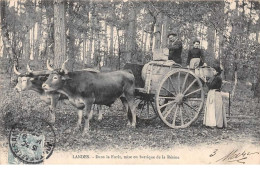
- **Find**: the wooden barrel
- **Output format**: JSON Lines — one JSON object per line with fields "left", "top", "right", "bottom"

{"left": 141, "top": 60, "right": 179, "bottom": 94}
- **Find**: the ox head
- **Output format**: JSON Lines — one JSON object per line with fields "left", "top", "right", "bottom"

{"left": 43, "top": 59, "right": 74, "bottom": 92}
{"left": 42, "top": 70, "right": 69, "bottom": 92}
{"left": 13, "top": 64, "right": 50, "bottom": 92}
{"left": 13, "top": 65, "right": 34, "bottom": 92}
{"left": 15, "top": 75, "right": 36, "bottom": 92}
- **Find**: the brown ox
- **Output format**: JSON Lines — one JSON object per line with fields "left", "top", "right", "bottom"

{"left": 42, "top": 65, "right": 136, "bottom": 134}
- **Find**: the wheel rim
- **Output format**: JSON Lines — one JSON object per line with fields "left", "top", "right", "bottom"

{"left": 155, "top": 69, "right": 205, "bottom": 128}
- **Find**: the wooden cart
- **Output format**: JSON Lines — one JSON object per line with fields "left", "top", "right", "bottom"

{"left": 125, "top": 59, "right": 215, "bottom": 129}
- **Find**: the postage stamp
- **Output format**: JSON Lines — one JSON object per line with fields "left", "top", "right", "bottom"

{"left": 0, "top": 0, "right": 259, "bottom": 165}
{"left": 8, "top": 118, "right": 55, "bottom": 164}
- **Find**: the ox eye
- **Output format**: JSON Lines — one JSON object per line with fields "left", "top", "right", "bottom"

{"left": 53, "top": 76, "right": 58, "bottom": 80}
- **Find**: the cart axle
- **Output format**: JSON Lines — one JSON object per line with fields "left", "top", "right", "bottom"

{"left": 175, "top": 94, "right": 185, "bottom": 105}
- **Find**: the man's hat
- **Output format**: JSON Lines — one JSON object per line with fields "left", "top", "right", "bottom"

{"left": 193, "top": 39, "right": 200, "bottom": 44}
{"left": 168, "top": 32, "right": 178, "bottom": 37}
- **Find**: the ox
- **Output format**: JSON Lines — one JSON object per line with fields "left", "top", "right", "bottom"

{"left": 14, "top": 65, "right": 68, "bottom": 123}
{"left": 14, "top": 64, "right": 103, "bottom": 123}
{"left": 42, "top": 65, "right": 136, "bottom": 134}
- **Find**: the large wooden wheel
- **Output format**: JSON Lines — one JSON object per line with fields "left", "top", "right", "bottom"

{"left": 155, "top": 69, "right": 205, "bottom": 128}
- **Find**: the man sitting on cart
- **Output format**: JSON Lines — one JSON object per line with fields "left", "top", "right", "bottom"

{"left": 186, "top": 39, "right": 206, "bottom": 69}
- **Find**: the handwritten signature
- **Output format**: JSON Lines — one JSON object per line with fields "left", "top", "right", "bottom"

{"left": 209, "top": 149, "right": 260, "bottom": 164}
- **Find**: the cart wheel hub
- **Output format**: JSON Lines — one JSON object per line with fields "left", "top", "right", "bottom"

{"left": 176, "top": 94, "right": 184, "bottom": 105}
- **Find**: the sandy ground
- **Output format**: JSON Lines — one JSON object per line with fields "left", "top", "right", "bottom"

{"left": 0, "top": 74, "right": 259, "bottom": 165}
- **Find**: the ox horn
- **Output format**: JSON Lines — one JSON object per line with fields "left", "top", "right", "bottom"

{"left": 13, "top": 65, "right": 21, "bottom": 75}
{"left": 47, "top": 60, "right": 54, "bottom": 71}
{"left": 27, "top": 64, "right": 33, "bottom": 73}
{"left": 61, "top": 59, "right": 69, "bottom": 74}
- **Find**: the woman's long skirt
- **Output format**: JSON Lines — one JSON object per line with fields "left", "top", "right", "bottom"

{"left": 203, "top": 90, "right": 227, "bottom": 128}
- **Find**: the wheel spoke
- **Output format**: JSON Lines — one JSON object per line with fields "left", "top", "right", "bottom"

{"left": 181, "top": 72, "right": 189, "bottom": 93}
{"left": 139, "top": 100, "right": 146, "bottom": 115}
{"left": 183, "top": 79, "right": 197, "bottom": 95}
{"left": 136, "top": 99, "right": 144, "bottom": 107}
{"left": 183, "top": 102, "right": 198, "bottom": 113}
{"left": 178, "top": 71, "right": 180, "bottom": 93}
{"left": 185, "top": 88, "right": 202, "bottom": 97}
{"left": 172, "top": 105, "right": 179, "bottom": 126}
{"left": 161, "top": 86, "right": 175, "bottom": 96}
{"left": 186, "top": 98, "right": 202, "bottom": 101}
{"left": 146, "top": 101, "right": 149, "bottom": 119}
{"left": 162, "top": 102, "right": 176, "bottom": 119}
{"left": 180, "top": 106, "right": 184, "bottom": 126}
{"left": 159, "top": 100, "right": 176, "bottom": 109}
{"left": 159, "top": 96, "right": 175, "bottom": 100}
{"left": 168, "top": 77, "right": 177, "bottom": 95}
{"left": 149, "top": 101, "right": 157, "bottom": 113}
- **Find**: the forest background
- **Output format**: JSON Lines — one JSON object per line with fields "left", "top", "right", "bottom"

{"left": 0, "top": 0, "right": 260, "bottom": 114}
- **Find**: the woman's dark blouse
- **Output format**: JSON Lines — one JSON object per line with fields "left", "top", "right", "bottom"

{"left": 207, "top": 75, "right": 222, "bottom": 90}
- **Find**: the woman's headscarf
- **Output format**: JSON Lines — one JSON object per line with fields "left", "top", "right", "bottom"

{"left": 213, "top": 66, "right": 222, "bottom": 75}
{"left": 212, "top": 60, "right": 222, "bottom": 75}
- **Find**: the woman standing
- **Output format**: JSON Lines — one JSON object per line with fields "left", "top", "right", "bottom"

{"left": 203, "top": 65, "right": 227, "bottom": 128}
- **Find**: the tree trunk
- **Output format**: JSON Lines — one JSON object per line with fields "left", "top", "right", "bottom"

{"left": 103, "top": 21, "right": 108, "bottom": 66}
{"left": 83, "top": 34, "right": 86, "bottom": 64}
{"left": 87, "top": 3, "right": 94, "bottom": 66}
{"left": 231, "top": 63, "right": 238, "bottom": 99}
{"left": 34, "top": 22, "right": 41, "bottom": 62}
{"left": 154, "top": 13, "right": 162, "bottom": 50}
{"left": 67, "top": 1, "right": 76, "bottom": 69}
{"left": 257, "top": 51, "right": 260, "bottom": 117}
{"left": 0, "top": 0, "right": 17, "bottom": 66}
{"left": 39, "top": 1, "right": 50, "bottom": 63}
{"left": 23, "top": 24, "right": 30, "bottom": 63}
{"left": 140, "top": 28, "right": 144, "bottom": 59}
{"left": 143, "top": 32, "right": 148, "bottom": 63}
{"left": 109, "top": 24, "right": 114, "bottom": 67}
{"left": 116, "top": 28, "right": 121, "bottom": 69}
{"left": 149, "top": 20, "right": 155, "bottom": 55}
{"left": 143, "top": 32, "right": 148, "bottom": 52}
{"left": 161, "top": 15, "right": 168, "bottom": 48}
{"left": 256, "top": 18, "right": 260, "bottom": 106}
{"left": 207, "top": 26, "right": 215, "bottom": 65}
{"left": 125, "top": 5, "right": 136, "bottom": 63}
{"left": 218, "top": 31, "right": 224, "bottom": 67}
{"left": 214, "top": 29, "right": 218, "bottom": 60}
{"left": 93, "top": 16, "right": 101, "bottom": 69}
{"left": 0, "top": 0, "right": 5, "bottom": 59}
{"left": 33, "top": 0, "right": 40, "bottom": 62}
{"left": 53, "top": 0, "right": 67, "bottom": 68}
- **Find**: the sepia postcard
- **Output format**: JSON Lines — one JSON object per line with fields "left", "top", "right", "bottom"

{"left": 0, "top": 0, "right": 259, "bottom": 165}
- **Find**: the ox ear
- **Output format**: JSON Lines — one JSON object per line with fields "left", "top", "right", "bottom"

{"left": 61, "top": 75, "right": 72, "bottom": 81}
{"left": 25, "top": 72, "right": 33, "bottom": 77}
{"left": 27, "top": 64, "right": 33, "bottom": 73}
{"left": 30, "top": 78, "right": 35, "bottom": 81}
